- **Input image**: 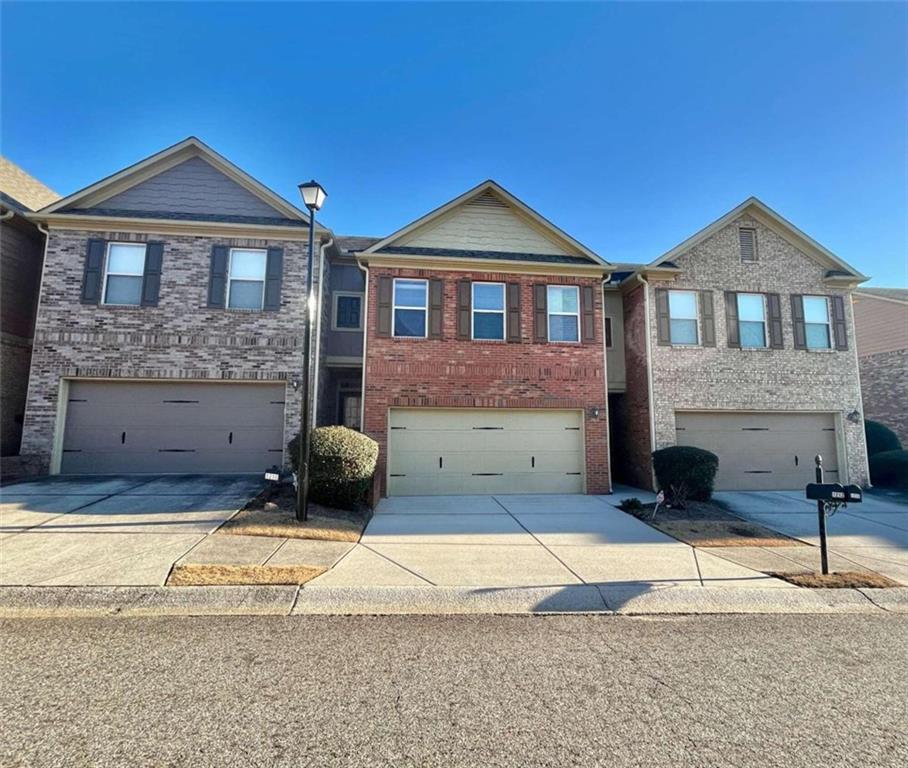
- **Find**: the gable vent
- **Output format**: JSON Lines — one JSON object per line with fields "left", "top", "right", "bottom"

{"left": 739, "top": 228, "right": 757, "bottom": 262}
{"left": 468, "top": 190, "right": 508, "bottom": 209}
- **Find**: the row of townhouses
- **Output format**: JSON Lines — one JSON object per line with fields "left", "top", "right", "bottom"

{"left": 1, "top": 137, "right": 890, "bottom": 496}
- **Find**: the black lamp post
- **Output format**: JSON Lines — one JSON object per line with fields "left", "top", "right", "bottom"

{"left": 296, "top": 179, "right": 327, "bottom": 521}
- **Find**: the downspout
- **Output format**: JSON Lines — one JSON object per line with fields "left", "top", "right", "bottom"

{"left": 601, "top": 276, "right": 613, "bottom": 493}
{"left": 355, "top": 257, "right": 369, "bottom": 431}
{"left": 634, "top": 273, "right": 658, "bottom": 490}
{"left": 310, "top": 236, "right": 333, "bottom": 427}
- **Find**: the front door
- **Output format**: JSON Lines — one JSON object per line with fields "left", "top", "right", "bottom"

{"left": 340, "top": 392, "right": 362, "bottom": 430}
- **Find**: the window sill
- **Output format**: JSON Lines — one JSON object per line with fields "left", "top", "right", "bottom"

{"left": 98, "top": 303, "right": 145, "bottom": 310}
{"left": 805, "top": 347, "right": 836, "bottom": 353}
{"left": 332, "top": 326, "right": 363, "bottom": 333}
{"left": 737, "top": 346, "right": 773, "bottom": 352}
{"left": 471, "top": 337, "right": 507, "bottom": 343}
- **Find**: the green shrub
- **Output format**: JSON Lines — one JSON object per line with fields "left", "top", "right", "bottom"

{"left": 652, "top": 446, "right": 719, "bottom": 503}
{"left": 865, "top": 420, "right": 902, "bottom": 457}
{"left": 618, "top": 497, "right": 644, "bottom": 513}
{"left": 288, "top": 426, "right": 379, "bottom": 510}
{"left": 869, "top": 449, "right": 908, "bottom": 490}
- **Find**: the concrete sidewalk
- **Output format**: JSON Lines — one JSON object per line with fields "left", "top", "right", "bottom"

{"left": 312, "top": 490, "right": 794, "bottom": 590}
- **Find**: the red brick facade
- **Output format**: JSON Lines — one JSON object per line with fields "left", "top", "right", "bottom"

{"left": 363, "top": 265, "right": 610, "bottom": 495}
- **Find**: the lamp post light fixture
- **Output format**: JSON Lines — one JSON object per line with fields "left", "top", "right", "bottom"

{"left": 296, "top": 179, "right": 327, "bottom": 521}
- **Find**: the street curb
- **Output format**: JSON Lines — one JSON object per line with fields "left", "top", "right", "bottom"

{"left": 1, "top": 584, "right": 906, "bottom": 618}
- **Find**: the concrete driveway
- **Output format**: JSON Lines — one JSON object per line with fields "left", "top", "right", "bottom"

{"left": 714, "top": 490, "right": 908, "bottom": 584}
{"left": 312, "top": 488, "right": 790, "bottom": 589}
{"left": 0, "top": 475, "right": 261, "bottom": 586}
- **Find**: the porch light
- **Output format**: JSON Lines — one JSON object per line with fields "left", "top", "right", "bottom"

{"left": 298, "top": 180, "right": 327, "bottom": 212}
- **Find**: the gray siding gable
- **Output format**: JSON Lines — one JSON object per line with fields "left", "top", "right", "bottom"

{"left": 69, "top": 156, "right": 286, "bottom": 219}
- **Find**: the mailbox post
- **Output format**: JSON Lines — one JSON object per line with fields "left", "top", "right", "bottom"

{"left": 814, "top": 455, "right": 830, "bottom": 575}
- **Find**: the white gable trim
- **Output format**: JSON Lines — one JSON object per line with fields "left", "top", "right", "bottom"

{"left": 361, "top": 180, "right": 606, "bottom": 265}
{"left": 652, "top": 197, "right": 867, "bottom": 281}
{"left": 36, "top": 137, "right": 318, "bottom": 227}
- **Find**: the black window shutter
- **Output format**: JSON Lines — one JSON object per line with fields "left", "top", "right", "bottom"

{"left": 791, "top": 294, "right": 807, "bottom": 350}
{"left": 699, "top": 291, "right": 716, "bottom": 347}
{"left": 507, "top": 283, "right": 521, "bottom": 342}
{"left": 580, "top": 285, "right": 595, "bottom": 343}
{"left": 767, "top": 293, "right": 784, "bottom": 349}
{"left": 80, "top": 239, "right": 106, "bottom": 304}
{"left": 831, "top": 295, "right": 848, "bottom": 350}
{"left": 655, "top": 288, "right": 671, "bottom": 345}
{"left": 533, "top": 284, "right": 548, "bottom": 342}
{"left": 724, "top": 291, "right": 741, "bottom": 348}
{"left": 140, "top": 242, "right": 164, "bottom": 307}
{"left": 207, "top": 246, "right": 229, "bottom": 308}
{"left": 428, "top": 278, "right": 443, "bottom": 338}
{"left": 457, "top": 280, "right": 471, "bottom": 339}
{"left": 263, "top": 247, "right": 284, "bottom": 311}
{"left": 376, "top": 276, "right": 393, "bottom": 337}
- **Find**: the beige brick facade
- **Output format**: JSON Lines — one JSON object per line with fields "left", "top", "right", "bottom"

{"left": 19, "top": 227, "right": 312, "bottom": 474}
{"left": 640, "top": 214, "right": 869, "bottom": 486}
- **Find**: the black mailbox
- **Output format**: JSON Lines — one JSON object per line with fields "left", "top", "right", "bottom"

{"left": 806, "top": 482, "right": 846, "bottom": 502}
{"left": 844, "top": 484, "right": 863, "bottom": 503}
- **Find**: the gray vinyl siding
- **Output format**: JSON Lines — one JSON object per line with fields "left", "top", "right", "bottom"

{"left": 325, "top": 261, "right": 365, "bottom": 359}
{"left": 76, "top": 157, "right": 283, "bottom": 218}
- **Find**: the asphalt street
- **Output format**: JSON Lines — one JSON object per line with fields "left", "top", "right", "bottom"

{"left": 1, "top": 614, "right": 906, "bottom": 767}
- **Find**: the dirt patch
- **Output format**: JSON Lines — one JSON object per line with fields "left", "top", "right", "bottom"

{"left": 218, "top": 485, "right": 368, "bottom": 543}
{"left": 769, "top": 571, "right": 902, "bottom": 589}
{"left": 166, "top": 563, "right": 325, "bottom": 586}
{"left": 623, "top": 500, "right": 797, "bottom": 547}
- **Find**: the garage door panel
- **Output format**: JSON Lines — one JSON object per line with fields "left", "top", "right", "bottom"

{"left": 62, "top": 381, "right": 285, "bottom": 474}
{"left": 387, "top": 408, "right": 585, "bottom": 496}
{"left": 675, "top": 411, "right": 839, "bottom": 491}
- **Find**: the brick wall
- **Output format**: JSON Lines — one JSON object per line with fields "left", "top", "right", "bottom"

{"left": 643, "top": 214, "right": 869, "bottom": 485}
{"left": 860, "top": 349, "right": 908, "bottom": 446}
{"left": 363, "top": 265, "right": 610, "bottom": 494}
{"left": 20, "top": 226, "right": 312, "bottom": 473}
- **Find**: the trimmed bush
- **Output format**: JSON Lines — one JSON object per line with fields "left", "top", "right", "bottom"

{"left": 288, "top": 426, "right": 379, "bottom": 510}
{"left": 865, "top": 420, "right": 902, "bottom": 457}
{"left": 652, "top": 446, "right": 719, "bottom": 503}
{"left": 869, "top": 449, "right": 908, "bottom": 490}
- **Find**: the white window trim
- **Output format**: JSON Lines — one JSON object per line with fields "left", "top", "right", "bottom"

{"left": 667, "top": 289, "right": 700, "bottom": 346}
{"left": 471, "top": 281, "right": 506, "bottom": 341}
{"left": 101, "top": 242, "right": 147, "bottom": 307}
{"left": 547, "top": 285, "right": 581, "bottom": 344}
{"left": 227, "top": 247, "right": 267, "bottom": 311}
{"left": 332, "top": 291, "right": 364, "bottom": 332}
{"left": 803, "top": 295, "right": 832, "bottom": 350}
{"left": 392, "top": 278, "right": 428, "bottom": 339}
{"left": 737, "top": 292, "right": 768, "bottom": 349}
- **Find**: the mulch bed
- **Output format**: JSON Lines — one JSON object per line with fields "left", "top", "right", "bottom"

{"left": 217, "top": 485, "right": 370, "bottom": 543}
{"left": 769, "top": 571, "right": 902, "bottom": 589}
{"left": 622, "top": 500, "right": 798, "bottom": 547}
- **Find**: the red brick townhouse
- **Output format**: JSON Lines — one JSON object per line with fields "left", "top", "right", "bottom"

{"left": 352, "top": 182, "right": 613, "bottom": 495}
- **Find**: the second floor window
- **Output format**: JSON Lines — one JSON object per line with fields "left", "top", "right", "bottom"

{"left": 547, "top": 285, "right": 580, "bottom": 342}
{"left": 737, "top": 293, "right": 767, "bottom": 348}
{"left": 472, "top": 282, "right": 505, "bottom": 340}
{"left": 103, "top": 243, "right": 147, "bottom": 306}
{"left": 228, "top": 249, "right": 267, "bottom": 310}
{"left": 668, "top": 290, "right": 698, "bottom": 345}
{"left": 393, "top": 278, "right": 428, "bottom": 337}
{"left": 803, "top": 296, "right": 831, "bottom": 349}
{"left": 333, "top": 292, "right": 363, "bottom": 330}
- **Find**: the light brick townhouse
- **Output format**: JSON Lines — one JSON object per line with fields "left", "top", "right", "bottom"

{"left": 13, "top": 137, "right": 871, "bottom": 496}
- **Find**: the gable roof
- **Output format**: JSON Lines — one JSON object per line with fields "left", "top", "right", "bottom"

{"left": 35, "top": 137, "right": 319, "bottom": 229}
{"left": 359, "top": 180, "right": 607, "bottom": 267}
{"left": 651, "top": 196, "right": 868, "bottom": 283}
{"left": 0, "top": 157, "right": 59, "bottom": 212}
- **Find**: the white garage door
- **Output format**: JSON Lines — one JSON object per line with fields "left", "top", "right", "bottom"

{"left": 61, "top": 381, "right": 286, "bottom": 474}
{"left": 674, "top": 411, "right": 840, "bottom": 491}
{"left": 387, "top": 408, "right": 585, "bottom": 495}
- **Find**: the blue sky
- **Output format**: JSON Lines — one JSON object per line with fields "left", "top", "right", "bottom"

{"left": 2, "top": 2, "right": 906, "bottom": 284}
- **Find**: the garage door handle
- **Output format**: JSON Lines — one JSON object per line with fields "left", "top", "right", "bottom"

{"left": 794, "top": 455, "right": 799, "bottom": 467}
{"left": 531, "top": 456, "right": 535, "bottom": 468}
{"left": 121, "top": 431, "right": 126, "bottom": 445}
{"left": 439, "top": 457, "right": 443, "bottom": 469}
{"left": 229, "top": 432, "right": 233, "bottom": 445}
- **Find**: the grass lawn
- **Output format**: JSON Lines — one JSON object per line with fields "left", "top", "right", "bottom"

{"left": 770, "top": 571, "right": 902, "bottom": 589}
{"left": 623, "top": 500, "right": 797, "bottom": 547}
{"left": 167, "top": 563, "right": 325, "bottom": 586}
{"left": 218, "top": 485, "right": 368, "bottom": 543}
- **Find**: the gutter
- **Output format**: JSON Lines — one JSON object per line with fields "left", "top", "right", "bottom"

{"left": 311, "top": 236, "right": 334, "bottom": 427}
{"left": 355, "top": 257, "right": 370, "bottom": 431}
